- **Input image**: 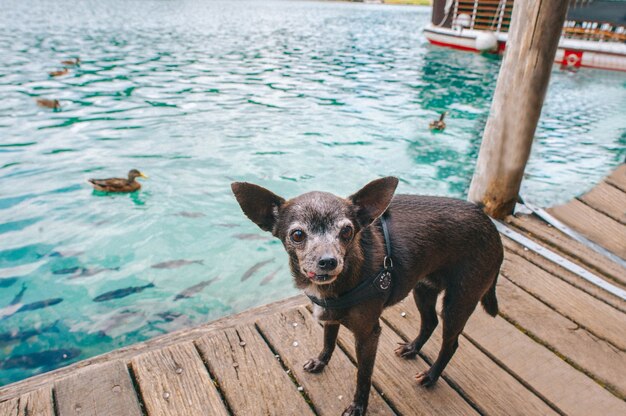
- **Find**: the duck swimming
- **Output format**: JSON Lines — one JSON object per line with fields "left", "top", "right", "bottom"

{"left": 36, "top": 98, "right": 61, "bottom": 110}
{"left": 61, "top": 57, "right": 80, "bottom": 66}
{"left": 429, "top": 111, "right": 447, "bottom": 131}
{"left": 88, "top": 169, "right": 148, "bottom": 193}
{"left": 49, "top": 68, "right": 69, "bottom": 77}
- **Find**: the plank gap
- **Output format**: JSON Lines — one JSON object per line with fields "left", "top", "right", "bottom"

{"left": 508, "top": 216, "right": 626, "bottom": 289}
{"left": 51, "top": 386, "right": 60, "bottom": 416}
{"left": 253, "top": 322, "right": 320, "bottom": 416}
{"left": 605, "top": 180, "right": 626, "bottom": 195}
{"left": 379, "top": 314, "right": 486, "bottom": 416}
{"left": 126, "top": 362, "right": 148, "bottom": 416}
{"left": 504, "top": 235, "right": 626, "bottom": 309}
{"left": 576, "top": 196, "right": 625, "bottom": 226}
{"left": 496, "top": 310, "right": 624, "bottom": 400}
{"left": 461, "top": 331, "right": 565, "bottom": 416}
{"left": 191, "top": 341, "right": 235, "bottom": 416}
{"left": 501, "top": 272, "right": 625, "bottom": 354}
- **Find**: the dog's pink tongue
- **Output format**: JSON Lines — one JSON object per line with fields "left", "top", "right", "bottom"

{"left": 307, "top": 271, "right": 316, "bottom": 279}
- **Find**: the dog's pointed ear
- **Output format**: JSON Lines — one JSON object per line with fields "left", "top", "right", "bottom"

{"left": 349, "top": 177, "right": 399, "bottom": 227}
{"left": 231, "top": 182, "right": 285, "bottom": 233}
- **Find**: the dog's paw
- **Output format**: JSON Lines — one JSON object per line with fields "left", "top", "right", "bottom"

{"left": 415, "top": 370, "right": 438, "bottom": 388}
{"left": 342, "top": 403, "right": 365, "bottom": 416}
{"left": 303, "top": 358, "right": 326, "bottom": 373}
{"left": 394, "top": 342, "right": 418, "bottom": 359}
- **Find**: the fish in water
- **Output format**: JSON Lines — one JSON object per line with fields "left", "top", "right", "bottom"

{"left": 53, "top": 266, "right": 118, "bottom": 277}
{"left": 49, "top": 250, "right": 85, "bottom": 258}
{"left": 151, "top": 259, "right": 203, "bottom": 269}
{"left": 260, "top": 267, "right": 282, "bottom": 286}
{"left": 0, "top": 284, "right": 29, "bottom": 319}
{"left": 215, "top": 223, "right": 240, "bottom": 228}
{"left": 67, "top": 267, "right": 120, "bottom": 279}
{"left": 232, "top": 233, "right": 269, "bottom": 241}
{"left": 17, "top": 298, "right": 63, "bottom": 313}
{"left": 53, "top": 266, "right": 81, "bottom": 275}
{"left": 93, "top": 309, "right": 145, "bottom": 337}
{"left": 0, "top": 321, "right": 59, "bottom": 346}
{"left": 0, "top": 277, "right": 18, "bottom": 288}
{"left": 0, "top": 298, "right": 63, "bottom": 319}
{"left": 0, "top": 348, "right": 81, "bottom": 370}
{"left": 93, "top": 283, "right": 155, "bottom": 302}
{"left": 156, "top": 311, "right": 183, "bottom": 322}
{"left": 241, "top": 258, "right": 274, "bottom": 281}
{"left": 173, "top": 277, "right": 219, "bottom": 301}
{"left": 10, "top": 284, "right": 27, "bottom": 306}
{"left": 176, "top": 211, "right": 206, "bottom": 218}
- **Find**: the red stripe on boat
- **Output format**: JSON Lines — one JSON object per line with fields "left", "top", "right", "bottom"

{"left": 427, "top": 39, "right": 479, "bottom": 52}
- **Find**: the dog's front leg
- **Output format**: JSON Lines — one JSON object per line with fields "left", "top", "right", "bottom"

{"left": 304, "top": 323, "right": 339, "bottom": 373}
{"left": 344, "top": 323, "right": 381, "bottom": 416}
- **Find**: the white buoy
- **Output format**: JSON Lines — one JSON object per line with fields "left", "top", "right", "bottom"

{"left": 456, "top": 13, "right": 471, "bottom": 29}
{"left": 475, "top": 31, "right": 498, "bottom": 52}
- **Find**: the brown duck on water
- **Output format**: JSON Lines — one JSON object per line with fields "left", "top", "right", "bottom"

{"left": 88, "top": 169, "right": 148, "bottom": 193}
{"left": 61, "top": 57, "right": 80, "bottom": 66}
{"left": 429, "top": 111, "right": 447, "bottom": 131}
{"left": 36, "top": 99, "right": 61, "bottom": 110}
{"left": 49, "top": 68, "right": 69, "bottom": 77}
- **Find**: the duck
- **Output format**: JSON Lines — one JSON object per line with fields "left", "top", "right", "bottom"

{"left": 61, "top": 57, "right": 80, "bottom": 66}
{"left": 49, "top": 68, "right": 69, "bottom": 77}
{"left": 88, "top": 169, "right": 148, "bottom": 193}
{"left": 36, "top": 98, "right": 61, "bottom": 110}
{"left": 429, "top": 111, "right": 447, "bottom": 131}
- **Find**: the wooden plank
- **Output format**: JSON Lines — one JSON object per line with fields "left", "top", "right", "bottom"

{"left": 336, "top": 315, "right": 479, "bottom": 415}
{"left": 501, "top": 250, "right": 626, "bottom": 350}
{"left": 463, "top": 302, "right": 626, "bottom": 416}
{"left": 0, "top": 398, "right": 18, "bottom": 416}
{"left": 383, "top": 302, "right": 557, "bottom": 416}
{"left": 18, "top": 387, "right": 54, "bottom": 416}
{"left": 256, "top": 306, "right": 393, "bottom": 416}
{"left": 55, "top": 360, "right": 141, "bottom": 416}
{"left": 501, "top": 237, "right": 626, "bottom": 313}
{"left": 0, "top": 295, "right": 307, "bottom": 403}
{"left": 508, "top": 215, "right": 626, "bottom": 288}
{"left": 131, "top": 342, "right": 228, "bottom": 416}
{"left": 548, "top": 199, "right": 626, "bottom": 258}
{"left": 495, "top": 275, "right": 626, "bottom": 398}
{"left": 579, "top": 181, "right": 626, "bottom": 224}
{"left": 196, "top": 325, "right": 314, "bottom": 416}
{"left": 0, "top": 387, "right": 55, "bottom": 416}
{"left": 606, "top": 164, "right": 626, "bottom": 192}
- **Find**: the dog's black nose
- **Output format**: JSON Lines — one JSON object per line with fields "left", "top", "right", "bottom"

{"left": 318, "top": 257, "right": 338, "bottom": 271}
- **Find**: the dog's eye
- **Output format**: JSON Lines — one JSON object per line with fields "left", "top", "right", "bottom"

{"left": 340, "top": 225, "right": 353, "bottom": 241}
{"left": 290, "top": 229, "right": 305, "bottom": 243}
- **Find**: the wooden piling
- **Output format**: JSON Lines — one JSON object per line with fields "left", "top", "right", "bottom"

{"left": 468, "top": 0, "right": 570, "bottom": 218}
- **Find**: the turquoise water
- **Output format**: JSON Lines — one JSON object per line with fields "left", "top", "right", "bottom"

{"left": 1, "top": 0, "right": 625, "bottom": 385}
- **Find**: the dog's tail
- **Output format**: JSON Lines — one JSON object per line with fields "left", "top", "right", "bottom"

{"left": 480, "top": 274, "right": 499, "bottom": 317}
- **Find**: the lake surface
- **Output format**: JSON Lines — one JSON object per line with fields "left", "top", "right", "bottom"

{"left": 0, "top": 0, "right": 624, "bottom": 385}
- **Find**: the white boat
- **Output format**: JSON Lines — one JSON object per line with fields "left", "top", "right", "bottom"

{"left": 424, "top": 0, "right": 626, "bottom": 72}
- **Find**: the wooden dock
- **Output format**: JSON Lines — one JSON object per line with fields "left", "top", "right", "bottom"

{"left": 1, "top": 165, "right": 625, "bottom": 416}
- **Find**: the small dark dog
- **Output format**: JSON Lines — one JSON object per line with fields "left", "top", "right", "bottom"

{"left": 232, "top": 177, "right": 503, "bottom": 416}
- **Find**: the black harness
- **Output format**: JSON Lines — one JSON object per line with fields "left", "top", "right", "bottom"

{"left": 306, "top": 215, "right": 394, "bottom": 310}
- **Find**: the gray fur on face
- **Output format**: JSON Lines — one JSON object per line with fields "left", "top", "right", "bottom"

{"left": 280, "top": 192, "right": 356, "bottom": 285}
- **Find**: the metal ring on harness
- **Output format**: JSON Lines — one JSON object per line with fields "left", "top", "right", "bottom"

{"left": 383, "top": 256, "right": 393, "bottom": 269}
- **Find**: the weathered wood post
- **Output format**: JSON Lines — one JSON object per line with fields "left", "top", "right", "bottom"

{"left": 468, "top": 0, "right": 570, "bottom": 219}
